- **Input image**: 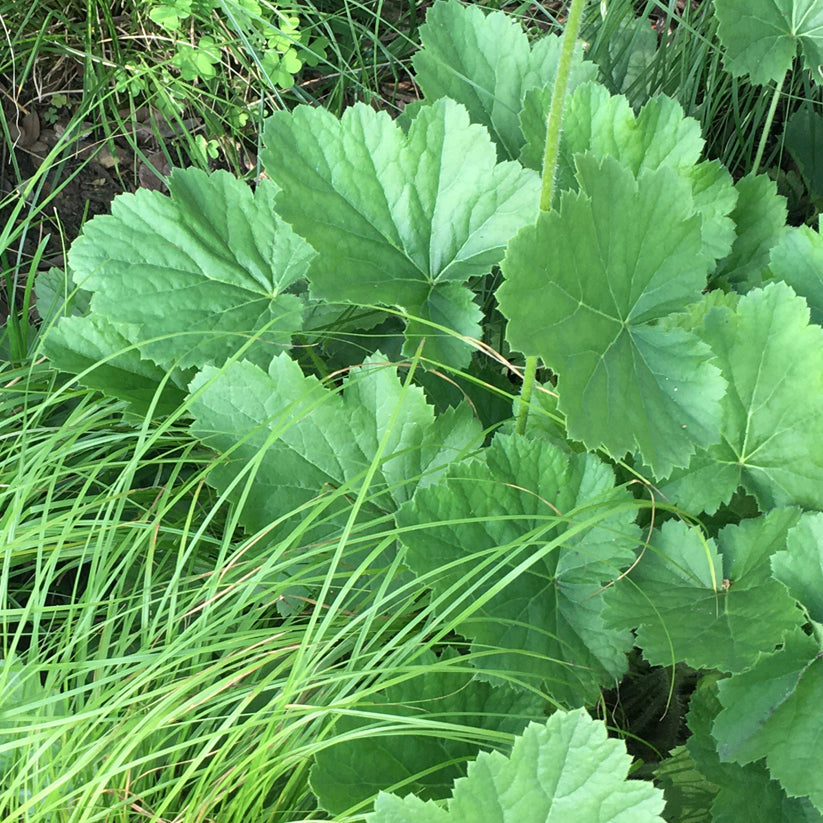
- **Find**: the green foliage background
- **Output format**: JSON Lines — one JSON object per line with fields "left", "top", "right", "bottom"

{"left": 4, "top": 1, "right": 823, "bottom": 820}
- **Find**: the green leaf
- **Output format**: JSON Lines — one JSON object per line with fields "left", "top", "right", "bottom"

{"left": 557, "top": 83, "right": 705, "bottom": 180}
{"left": 261, "top": 47, "right": 302, "bottom": 89}
{"left": 653, "top": 746, "right": 716, "bottom": 823}
{"left": 34, "top": 266, "right": 92, "bottom": 325}
{"left": 772, "top": 512, "right": 823, "bottom": 622}
{"left": 497, "top": 154, "right": 725, "bottom": 477}
{"left": 367, "top": 709, "right": 666, "bottom": 823}
{"left": 785, "top": 105, "right": 823, "bottom": 200}
{"left": 518, "top": 85, "right": 562, "bottom": 172}
{"left": 655, "top": 282, "right": 823, "bottom": 512}
{"left": 685, "top": 159, "right": 738, "bottom": 262}
{"left": 188, "top": 352, "right": 483, "bottom": 546}
{"left": 396, "top": 433, "right": 638, "bottom": 704}
{"left": 686, "top": 675, "right": 823, "bottom": 823}
{"left": 148, "top": 0, "right": 192, "bottom": 31}
{"left": 712, "top": 173, "right": 787, "bottom": 289}
{"left": 403, "top": 282, "right": 485, "bottom": 370}
{"left": 714, "top": 0, "right": 823, "bottom": 85}
{"left": 310, "top": 648, "right": 544, "bottom": 814}
{"left": 769, "top": 224, "right": 823, "bottom": 325}
{"left": 54, "top": 168, "right": 314, "bottom": 374}
{"left": 598, "top": 16, "right": 659, "bottom": 108}
{"left": 42, "top": 315, "right": 189, "bottom": 415}
{"left": 713, "top": 628, "right": 823, "bottom": 812}
{"left": 173, "top": 35, "right": 221, "bottom": 81}
{"left": 603, "top": 511, "right": 803, "bottom": 672}
{"left": 261, "top": 99, "right": 540, "bottom": 368}
{"left": 522, "top": 83, "right": 736, "bottom": 260}
{"left": 412, "top": 0, "right": 595, "bottom": 161}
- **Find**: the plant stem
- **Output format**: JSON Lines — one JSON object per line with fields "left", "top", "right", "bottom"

{"left": 516, "top": 0, "right": 586, "bottom": 436}
{"left": 515, "top": 356, "right": 539, "bottom": 434}
{"left": 539, "top": 0, "right": 586, "bottom": 212}
{"left": 753, "top": 71, "right": 786, "bottom": 174}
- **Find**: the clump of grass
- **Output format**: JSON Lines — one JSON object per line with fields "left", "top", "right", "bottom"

{"left": 0, "top": 347, "right": 555, "bottom": 820}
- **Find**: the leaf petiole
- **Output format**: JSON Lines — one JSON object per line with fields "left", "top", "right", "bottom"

{"left": 516, "top": 0, "right": 586, "bottom": 436}
{"left": 753, "top": 71, "right": 786, "bottom": 174}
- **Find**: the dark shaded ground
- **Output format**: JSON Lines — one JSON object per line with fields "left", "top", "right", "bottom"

{"left": 1, "top": 116, "right": 124, "bottom": 261}
{"left": 0, "top": 93, "right": 195, "bottom": 325}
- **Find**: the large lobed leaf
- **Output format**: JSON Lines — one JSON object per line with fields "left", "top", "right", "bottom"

{"left": 686, "top": 675, "right": 823, "bottom": 822}
{"left": 714, "top": 0, "right": 823, "bottom": 86}
{"left": 785, "top": 105, "right": 823, "bottom": 202}
{"left": 770, "top": 224, "right": 823, "bottom": 325}
{"left": 520, "top": 82, "right": 737, "bottom": 261}
{"left": 498, "top": 154, "right": 726, "bottom": 477}
{"left": 772, "top": 511, "right": 823, "bottom": 624}
{"left": 367, "top": 709, "right": 666, "bottom": 823}
{"left": 523, "top": 82, "right": 704, "bottom": 181}
{"left": 60, "top": 168, "right": 312, "bottom": 371}
{"left": 42, "top": 316, "right": 189, "bottom": 415}
{"left": 396, "top": 433, "right": 638, "bottom": 705}
{"left": 188, "top": 352, "right": 483, "bottom": 549}
{"left": 310, "top": 648, "right": 544, "bottom": 815}
{"left": 603, "top": 510, "right": 804, "bottom": 672}
{"left": 655, "top": 282, "right": 823, "bottom": 512}
{"left": 261, "top": 98, "right": 541, "bottom": 368}
{"left": 653, "top": 746, "right": 717, "bottom": 823}
{"left": 42, "top": 168, "right": 315, "bottom": 411}
{"left": 712, "top": 173, "right": 787, "bottom": 290}
{"left": 713, "top": 628, "right": 823, "bottom": 813}
{"left": 412, "top": 0, "right": 595, "bottom": 161}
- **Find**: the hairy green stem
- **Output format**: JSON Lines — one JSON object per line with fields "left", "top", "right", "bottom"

{"left": 753, "top": 72, "right": 785, "bottom": 174}
{"left": 539, "top": 0, "right": 586, "bottom": 212}
{"left": 516, "top": 0, "right": 586, "bottom": 436}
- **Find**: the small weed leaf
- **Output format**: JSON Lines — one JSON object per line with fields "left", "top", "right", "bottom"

{"left": 173, "top": 35, "right": 222, "bottom": 81}
{"left": 148, "top": 0, "right": 192, "bottom": 32}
